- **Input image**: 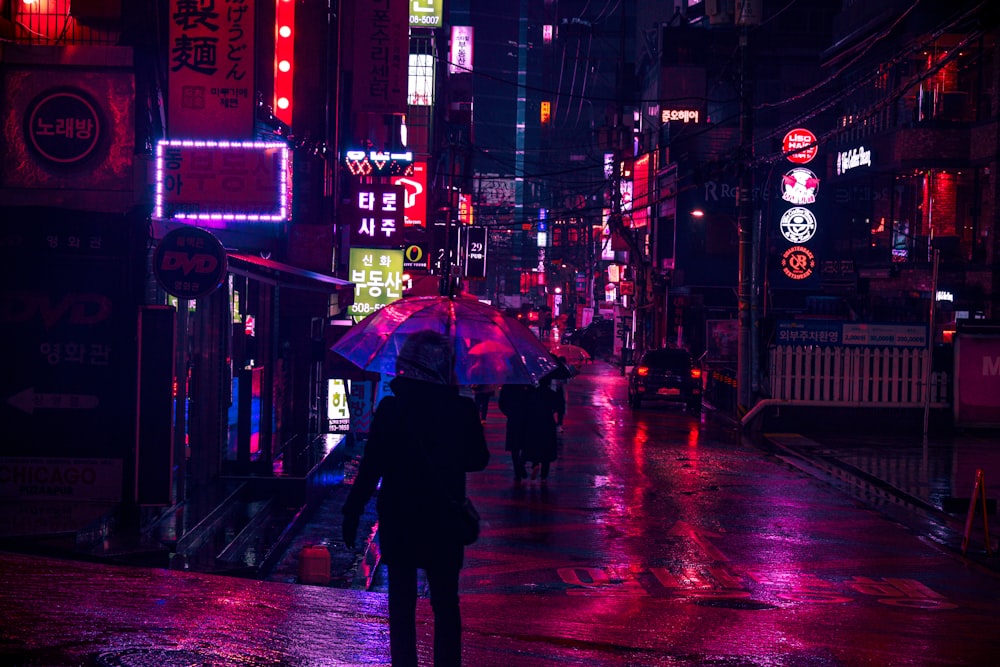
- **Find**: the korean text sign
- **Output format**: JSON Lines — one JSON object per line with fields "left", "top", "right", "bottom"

{"left": 349, "top": 248, "right": 403, "bottom": 321}
{"left": 167, "top": 0, "right": 254, "bottom": 138}
{"left": 349, "top": 184, "right": 405, "bottom": 247}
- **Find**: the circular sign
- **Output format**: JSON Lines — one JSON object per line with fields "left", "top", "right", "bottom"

{"left": 779, "top": 207, "right": 818, "bottom": 244}
{"left": 153, "top": 226, "right": 228, "bottom": 299}
{"left": 24, "top": 88, "right": 104, "bottom": 167}
{"left": 781, "top": 167, "right": 819, "bottom": 205}
{"left": 780, "top": 245, "right": 816, "bottom": 280}
{"left": 782, "top": 128, "right": 817, "bottom": 164}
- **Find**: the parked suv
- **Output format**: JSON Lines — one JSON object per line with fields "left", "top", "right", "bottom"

{"left": 627, "top": 348, "right": 702, "bottom": 412}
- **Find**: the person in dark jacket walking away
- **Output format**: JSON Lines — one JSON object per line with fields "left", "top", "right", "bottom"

{"left": 498, "top": 381, "right": 558, "bottom": 481}
{"left": 342, "top": 330, "right": 490, "bottom": 667}
{"left": 471, "top": 384, "right": 495, "bottom": 421}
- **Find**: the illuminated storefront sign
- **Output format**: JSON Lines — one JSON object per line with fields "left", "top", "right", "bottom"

{"left": 344, "top": 149, "right": 414, "bottom": 177}
{"left": 167, "top": 0, "right": 254, "bottom": 138}
{"left": 349, "top": 184, "right": 405, "bottom": 247}
{"left": 779, "top": 207, "right": 817, "bottom": 244}
{"left": 154, "top": 139, "right": 290, "bottom": 223}
{"left": 782, "top": 128, "right": 817, "bottom": 164}
{"left": 391, "top": 160, "right": 427, "bottom": 226}
{"left": 326, "top": 379, "right": 351, "bottom": 433}
{"left": 408, "top": 54, "right": 435, "bottom": 106}
{"left": 409, "top": 0, "right": 442, "bottom": 27}
{"left": 781, "top": 167, "right": 819, "bottom": 205}
{"left": 630, "top": 153, "right": 651, "bottom": 229}
{"left": 780, "top": 245, "right": 816, "bottom": 280}
{"left": 660, "top": 109, "right": 700, "bottom": 123}
{"left": 836, "top": 145, "right": 872, "bottom": 175}
{"left": 449, "top": 26, "right": 474, "bottom": 74}
{"left": 463, "top": 226, "right": 487, "bottom": 278}
{"left": 403, "top": 243, "right": 428, "bottom": 270}
{"left": 349, "top": 248, "right": 403, "bottom": 320}
{"left": 541, "top": 101, "right": 551, "bottom": 125}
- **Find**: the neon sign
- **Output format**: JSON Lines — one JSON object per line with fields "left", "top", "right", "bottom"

{"left": 660, "top": 109, "right": 700, "bottom": 124}
{"left": 344, "top": 149, "right": 414, "bottom": 177}
{"left": 782, "top": 128, "right": 817, "bottom": 164}
{"left": 779, "top": 207, "right": 817, "bottom": 244}
{"left": 154, "top": 139, "right": 290, "bottom": 223}
{"left": 836, "top": 146, "right": 872, "bottom": 175}
{"left": 780, "top": 246, "right": 816, "bottom": 280}
{"left": 781, "top": 167, "right": 819, "bottom": 205}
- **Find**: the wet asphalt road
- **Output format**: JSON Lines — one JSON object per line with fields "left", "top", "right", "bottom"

{"left": 3, "top": 361, "right": 1000, "bottom": 665}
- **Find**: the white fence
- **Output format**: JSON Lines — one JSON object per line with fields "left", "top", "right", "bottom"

{"left": 766, "top": 345, "right": 949, "bottom": 407}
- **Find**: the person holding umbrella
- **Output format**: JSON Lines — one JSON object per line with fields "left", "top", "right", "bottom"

{"left": 498, "top": 378, "right": 558, "bottom": 482}
{"left": 341, "top": 329, "right": 489, "bottom": 667}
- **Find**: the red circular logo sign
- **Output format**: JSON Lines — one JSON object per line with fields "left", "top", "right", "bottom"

{"left": 782, "top": 128, "right": 817, "bottom": 164}
{"left": 153, "top": 226, "right": 228, "bottom": 299}
{"left": 780, "top": 245, "right": 816, "bottom": 280}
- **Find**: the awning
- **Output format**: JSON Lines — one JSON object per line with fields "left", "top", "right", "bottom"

{"left": 227, "top": 253, "right": 355, "bottom": 311}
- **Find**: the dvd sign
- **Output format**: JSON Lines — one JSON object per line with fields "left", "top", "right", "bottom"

{"left": 153, "top": 226, "right": 227, "bottom": 299}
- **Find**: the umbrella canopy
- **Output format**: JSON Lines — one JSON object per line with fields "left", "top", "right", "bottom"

{"left": 549, "top": 343, "right": 591, "bottom": 365}
{"left": 331, "top": 296, "right": 558, "bottom": 385}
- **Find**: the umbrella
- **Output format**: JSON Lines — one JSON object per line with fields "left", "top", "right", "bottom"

{"left": 542, "top": 355, "right": 577, "bottom": 381}
{"left": 548, "top": 343, "right": 591, "bottom": 365}
{"left": 331, "top": 296, "right": 558, "bottom": 385}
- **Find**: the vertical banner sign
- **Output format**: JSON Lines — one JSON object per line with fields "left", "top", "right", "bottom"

{"left": 326, "top": 379, "right": 351, "bottom": 433}
{"left": 353, "top": 0, "right": 408, "bottom": 115}
{"left": 464, "top": 226, "right": 488, "bottom": 278}
{"left": 392, "top": 160, "right": 428, "bottom": 227}
{"left": 349, "top": 184, "right": 406, "bottom": 247}
{"left": 168, "top": 0, "right": 254, "bottom": 138}
{"left": 449, "top": 26, "right": 474, "bottom": 74}
{"left": 630, "top": 153, "right": 651, "bottom": 229}
{"left": 777, "top": 128, "right": 820, "bottom": 283}
{"left": 349, "top": 248, "right": 404, "bottom": 320}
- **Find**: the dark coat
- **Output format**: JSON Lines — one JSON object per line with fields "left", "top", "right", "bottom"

{"left": 342, "top": 377, "right": 489, "bottom": 569}
{"left": 498, "top": 384, "right": 557, "bottom": 463}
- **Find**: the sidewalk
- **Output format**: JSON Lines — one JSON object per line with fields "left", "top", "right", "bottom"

{"left": 760, "top": 428, "right": 1000, "bottom": 570}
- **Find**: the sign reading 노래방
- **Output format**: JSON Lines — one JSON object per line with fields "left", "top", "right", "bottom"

{"left": 24, "top": 88, "right": 103, "bottom": 167}
{"left": 167, "top": 0, "right": 254, "bottom": 138}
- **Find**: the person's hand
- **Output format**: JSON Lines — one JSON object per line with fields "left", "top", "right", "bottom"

{"left": 342, "top": 513, "right": 359, "bottom": 549}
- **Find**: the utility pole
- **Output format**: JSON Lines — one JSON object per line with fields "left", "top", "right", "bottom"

{"left": 736, "top": 22, "right": 754, "bottom": 411}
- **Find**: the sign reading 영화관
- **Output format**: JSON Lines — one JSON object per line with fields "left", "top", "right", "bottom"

{"left": 776, "top": 321, "right": 928, "bottom": 347}
{"left": 349, "top": 248, "right": 403, "bottom": 321}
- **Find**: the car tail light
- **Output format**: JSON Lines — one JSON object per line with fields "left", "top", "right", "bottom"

{"left": 690, "top": 367, "right": 702, "bottom": 380}
{"left": 636, "top": 366, "right": 649, "bottom": 377}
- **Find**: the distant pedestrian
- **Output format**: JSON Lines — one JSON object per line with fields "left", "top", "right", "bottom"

{"left": 342, "top": 330, "right": 490, "bottom": 667}
{"left": 471, "top": 384, "right": 496, "bottom": 421}
{"left": 551, "top": 357, "right": 568, "bottom": 430}
{"left": 499, "top": 381, "right": 558, "bottom": 482}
